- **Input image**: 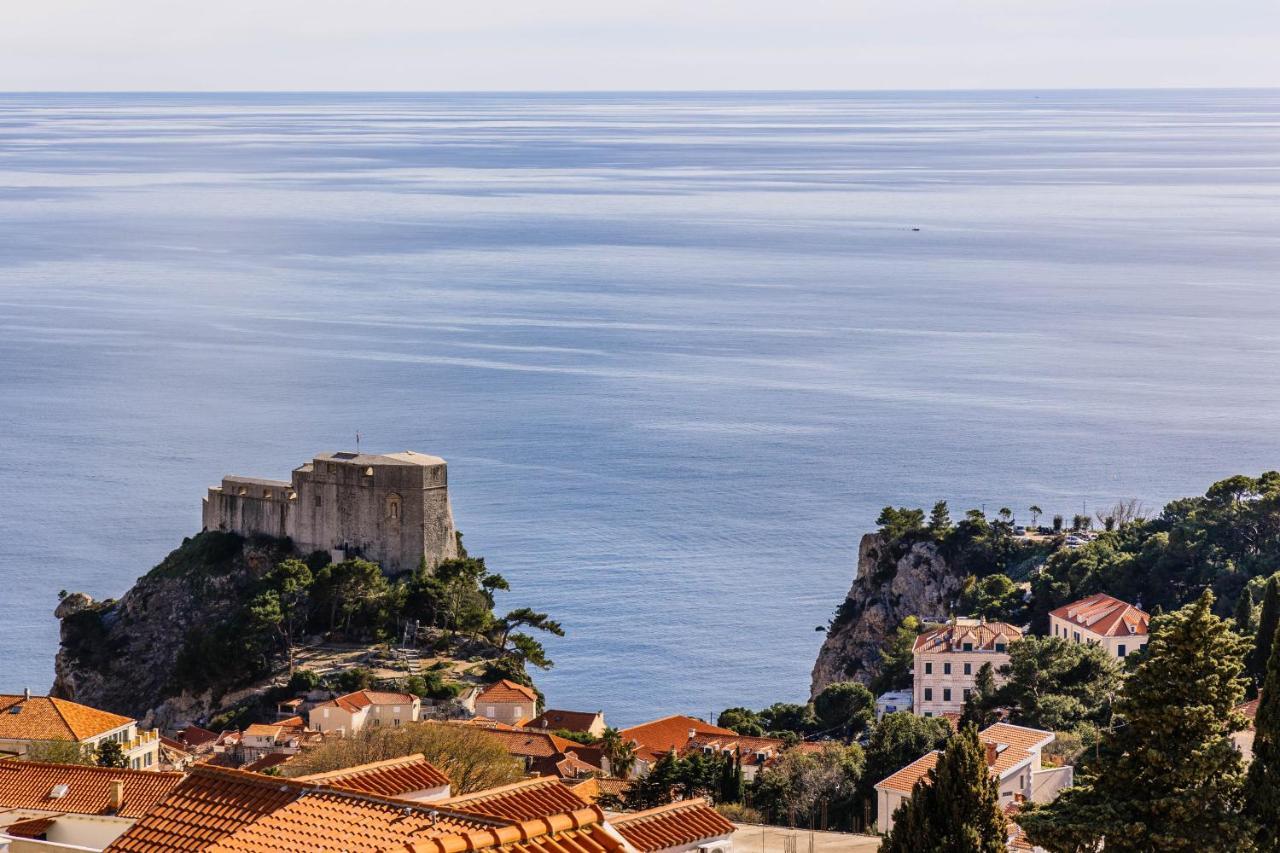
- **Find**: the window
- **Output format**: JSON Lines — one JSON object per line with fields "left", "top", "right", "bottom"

{"left": 1117, "top": 644, "right": 1127, "bottom": 657}
{"left": 487, "top": 706, "right": 495, "bottom": 717}
{"left": 387, "top": 494, "right": 402, "bottom": 521}
{"left": 314, "top": 495, "right": 322, "bottom": 508}
{"left": 963, "top": 642, "right": 973, "bottom": 652}
{"left": 1073, "top": 631, "right": 1080, "bottom": 642}
{"left": 925, "top": 662, "right": 933, "bottom": 675}
{"left": 964, "top": 663, "right": 972, "bottom": 675}
{"left": 943, "top": 662, "right": 952, "bottom": 675}
{"left": 373, "top": 718, "right": 381, "bottom": 726}
{"left": 943, "top": 689, "right": 952, "bottom": 702}
{"left": 924, "top": 688, "right": 933, "bottom": 701}
{"left": 323, "top": 708, "right": 330, "bottom": 719}
{"left": 963, "top": 689, "right": 972, "bottom": 700}
{"left": 394, "top": 719, "right": 401, "bottom": 727}
{"left": 1139, "top": 643, "right": 1147, "bottom": 652}
{"left": 995, "top": 642, "right": 1006, "bottom": 652}
{"left": 924, "top": 712, "right": 933, "bottom": 718}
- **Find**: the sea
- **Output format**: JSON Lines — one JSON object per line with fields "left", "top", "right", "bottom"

{"left": 2, "top": 91, "right": 1279, "bottom": 726}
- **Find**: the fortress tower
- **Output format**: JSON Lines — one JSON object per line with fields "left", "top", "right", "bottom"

{"left": 201, "top": 451, "right": 458, "bottom": 574}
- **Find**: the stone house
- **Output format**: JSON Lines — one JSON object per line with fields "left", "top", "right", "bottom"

{"left": 469, "top": 680, "right": 539, "bottom": 726}
{"left": 0, "top": 691, "right": 160, "bottom": 772}
{"left": 912, "top": 620, "right": 1023, "bottom": 717}
{"left": 307, "top": 690, "right": 421, "bottom": 736}
{"left": 523, "top": 709, "right": 608, "bottom": 738}
{"left": 1048, "top": 593, "right": 1149, "bottom": 660}
{"left": 874, "top": 722, "right": 1072, "bottom": 834}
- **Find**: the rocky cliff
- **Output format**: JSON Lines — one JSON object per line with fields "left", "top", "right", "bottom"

{"left": 809, "top": 533, "right": 966, "bottom": 698}
{"left": 53, "top": 532, "right": 296, "bottom": 730}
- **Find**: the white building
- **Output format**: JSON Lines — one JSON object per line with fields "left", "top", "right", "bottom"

{"left": 913, "top": 620, "right": 1023, "bottom": 717}
{"left": 875, "top": 690, "right": 913, "bottom": 719}
{"left": 1048, "top": 593, "right": 1149, "bottom": 660}
{"left": 0, "top": 692, "right": 160, "bottom": 771}
{"left": 308, "top": 690, "right": 420, "bottom": 736}
{"left": 874, "top": 722, "right": 1073, "bottom": 835}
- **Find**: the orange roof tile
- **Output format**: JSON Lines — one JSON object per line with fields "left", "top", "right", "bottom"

{"left": 475, "top": 680, "right": 538, "bottom": 704}
{"left": 0, "top": 761, "right": 183, "bottom": 819}
{"left": 913, "top": 622, "right": 1023, "bottom": 654}
{"left": 571, "top": 776, "right": 630, "bottom": 802}
{"left": 523, "top": 710, "right": 603, "bottom": 733}
{"left": 106, "top": 765, "right": 501, "bottom": 852}
{"left": 611, "top": 798, "right": 736, "bottom": 852}
{"left": 875, "top": 723, "right": 1053, "bottom": 793}
{"left": 876, "top": 750, "right": 940, "bottom": 795}
{"left": 4, "top": 814, "right": 60, "bottom": 838}
{"left": 106, "top": 764, "right": 625, "bottom": 853}
{"left": 295, "top": 754, "right": 451, "bottom": 795}
{"left": 1237, "top": 694, "right": 1261, "bottom": 730}
{"left": 1050, "top": 593, "right": 1149, "bottom": 638}
{"left": 444, "top": 777, "right": 591, "bottom": 821}
{"left": 619, "top": 716, "right": 737, "bottom": 754}
{"left": 0, "top": 694, "right": 134, "bottom": 742}
{"left": 315, "top": 690, "right": 417, "bottom": 713}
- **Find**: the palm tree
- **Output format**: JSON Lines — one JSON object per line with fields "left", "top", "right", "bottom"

{"left": 1029, "top": 505, "right": 1043, "bottom": 529}
{"left": 601, "top": 727, "right": 637, "bottom": 779}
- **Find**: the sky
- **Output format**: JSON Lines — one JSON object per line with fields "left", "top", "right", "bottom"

{"left": 2, "top": 0, "right": 1279, "bottom": 91}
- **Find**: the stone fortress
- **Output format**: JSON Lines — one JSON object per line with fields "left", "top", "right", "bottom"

{"left": 202, "top": 450, "right": 458, "bottom": 574}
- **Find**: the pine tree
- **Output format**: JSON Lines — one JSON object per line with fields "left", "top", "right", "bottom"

{"left": 929, "top": 501, "right": 953, "bottom": 538}
{"left": 1020, "top": 590, "right": 1255, "bottom": 853}
{"left": 1252, "top": 575, "right": 1280, "bottom": 688}
{"left": 880, "top": 725, "right": 1007, "bottom": 853}
{"left": 1246, "top": 618, "right": 1280, "bottom": 851}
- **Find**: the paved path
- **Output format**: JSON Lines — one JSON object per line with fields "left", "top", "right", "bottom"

{"left": 732, "top": 824, "right": 881, "bottom": 853}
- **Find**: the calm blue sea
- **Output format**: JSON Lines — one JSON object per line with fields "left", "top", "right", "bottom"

{"left": 2, "top": 91, "right": 1279, "bottom": 725}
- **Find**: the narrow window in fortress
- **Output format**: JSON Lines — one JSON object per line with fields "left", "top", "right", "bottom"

{"left": 263, "top": 489, "right": 272, "bottom": 499}
{"left": 314, "top": 495, "right": 322, "bottom": 508}
{"left": 238, "top": 487, "right": 247, "bottom": 496}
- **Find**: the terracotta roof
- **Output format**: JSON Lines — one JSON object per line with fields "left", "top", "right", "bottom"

{"left": 178, "top": 725, "right": 219, "bottom": 748}
{"left": 523, "top": 710, "right": 603, "bottom": 733}
{"left": 611, "top": 798, "right": 735, "bottom": 852}
{"left": 1049, "top": 593, "right": 1149, "bottom": 638}
{"left": 0, "top": 761, "right": 183, "bottom": 819}
{"left": 242, "top": 724, "right": 284, "bottom": 739}
{"left": 476, "top": 680, "right": 538, "bottom": 704}
{"left": 444, "top": 777, "right": 591, "bottom": 821}
{"left": 913, "top": 622, "right": 1024, "bottom": 654}
{"left": 106, "top": 765, "right": 500, "bottom": 852}
{"left": 3, "top": 814, "right": 61, "bottom": 838}
{"left": 107, "top": 764, "right": 624, "bottom": 853}
{"left": 1237, "top": 694, "right": 1261, "bottom": 730}
{"left": 241, "top": 753, "right": 295, "bottom": 773}
{"left": 0, "top": 694, "right": 134, "bottom": 742}
{"left": 875, "top": 723, "right": 1053, "bottom": 794}
{"left": 567, "top": 776, "right": 630, "bottom": 803}
{"left": 295, "top": 754, "right": 450, "bottom": 795}
{"left": 619, "top": 716, "right": 737, "bottom": 754}
{"left": 685, "top": 732, "right": 786, "bottom": 764}
{"left": 315, "top": 690, "right": 418, "bottom": 714}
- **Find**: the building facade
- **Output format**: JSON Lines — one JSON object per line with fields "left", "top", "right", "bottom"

{"left": 202, "top": 450, "right": 458, "bottom": 574}
{"left": 912, "top": 620, "right": 1024, "bottom": 717}
{"left": 308, "top": 690, "right": 421, "bottom": 736}
{"left": 0, "top": 692, "right": 160, "bottom": 771}
{"left": 1048, "top": 593, "right": 1149, "bottom": 660}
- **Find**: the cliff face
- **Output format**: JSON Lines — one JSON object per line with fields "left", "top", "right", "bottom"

{"left": 52, "top": 533, "right": 292, "bottom": 730}
{"left": 810, "top": 533, "right": 965, "bottom": 698}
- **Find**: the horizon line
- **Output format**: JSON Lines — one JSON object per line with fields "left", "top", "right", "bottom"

{"left": 3, "top": 86, "right": 1279, "bottom": 96}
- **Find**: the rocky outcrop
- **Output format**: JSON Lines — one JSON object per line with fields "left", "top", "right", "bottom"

{"left": 810, "top": 533, "right": 966, "bottom": 698}
{"left": 52, "top": 532, "right": 292, "bottom": 730}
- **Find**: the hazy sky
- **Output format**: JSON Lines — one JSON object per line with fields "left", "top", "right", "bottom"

{"left": 3, "top": 0, "right": 1278, "bottom": 91}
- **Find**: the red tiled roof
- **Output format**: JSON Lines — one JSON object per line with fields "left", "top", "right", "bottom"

{"left": 106, "top": 764, "right": 624, "bottom": 853}
{"left": 106, "top": 765, "right": 498, "bottom": 852}
{"left": 619, "top": 716, "right": 737, "bottom": 754}
{"left": 314, "top": 690, "right": 417, "bottom": 713}
{"left": 241, "top": 753, "right": 295, "bottom": 773}
{"left": 1049, "top": 593, "right": 1149, "bottom": 638}
{"left": 524, "top": 710, "right": 603, "bottom": 733}
{"left": 0, "top": 761, "right": 183, "bottom": 819}
{"left": 685, "top": 732, "right": 786, "bottom": 763}
{"left": 1237, "top": 694, "right": 1261, "bottom": 730}
{"left": 178, "top": 725, "right": 219, "bottom": 748}
{"left": 913, "top": 622, "right": 1023, "bottom": 654}
{"left": 568, "top": 776, "right": 630, "bottom": 803}
{"left": 0, "top": 694, "right": 134, "bottom": 742}
{"left": 444, "top": 777, "right": 591, "bottom": 821}
{"left": 611, "top": 798, "right": 735, "bottom": 852}
{"left": 476, "top": 680, "right": 538, "bottom": 704}
{"left": 4, "top": 815, "right": 60, "bottom": 838}
{"left": 875, "top": 723, "right": 1053, "bottom": 794}
{"left": 295, "top": 754, "right": 450, "bottom": 795}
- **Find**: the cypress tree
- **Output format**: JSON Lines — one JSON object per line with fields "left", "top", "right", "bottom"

{"left": 880, "top": 725, "right": 1007, "bottom": 853}
{"left": 1020, "top": 590, "right": 1254, "bottom": 853}
{"left": 1252, "top": 575, "right": 1280, "bottom": 688}
{"left": 1236, "top": 588, "right": 1255, "bottom": 635}
{"left": 1246, "top": 619, "right": 1280, "bottom": 851}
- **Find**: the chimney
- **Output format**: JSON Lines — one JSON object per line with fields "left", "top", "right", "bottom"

{"left": 23, "top": 687, "right": 30, "bottom": 701}
{"left": 109, "top": 780, "right": 124, "bottom": 813}
{"left": 688, "top": 729, "right": 696, "bottom": 741}
{"left": 985, "top": 742, "right": 998, "bottom": 767}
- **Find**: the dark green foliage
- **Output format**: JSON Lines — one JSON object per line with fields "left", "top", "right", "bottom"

{"left": 1236, "top": 587, "right": 1256, "bottom": 634}
{"left": 929, "top": 501, "right": 954, "bottom": 537}
{"left": 146, "top": 531, "right": 245, "bottom": 580}
{"left": 860, "top": 712, "right": 952, "bottom": 824}
{"left": 1252, "top": 575, "right": 1280, "bottom": 689}
{"left": 753, "top": 744, "right": 864, "bottom": 830}
{"left": 1020, "top": 591, "right": 1255, "bottom": 853}
{"left": 1245, "top": 619, "right": 1280, "bottom": 851}
{"left": 759, "top": 702, "right": 819, "bottom": 737}
{"left": 879, "top": 725, "right": 1007, "bottom": 853}
{"left": 623, "top": 750, "right": 729, "bottom": 809}
{"left": 869, "top": 616, "right": 927, "bottom": 695}
{"left": 813, "top": 681, "right": 875, "bottom": 738}
{"left": 718, "top": 707, "right": 766, "bottom": 736}
{"left": 1030, "top": 473, "right": 1280, "bottom": 633}
{"left": 95, "top": 739, "right": 128, "bottom": 768}
{"left": 964, "top": 636, "right": 1121, "bottom": 732}
{"left": 958, "top": 573, "right": 1024, "bottom": 623}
